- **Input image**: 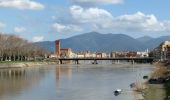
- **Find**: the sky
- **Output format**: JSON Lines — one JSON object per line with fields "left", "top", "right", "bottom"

{"left": 0, "top": 0, "right": 170, "bottom": 42}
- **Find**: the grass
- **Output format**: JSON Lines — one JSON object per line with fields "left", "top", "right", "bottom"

{"left": 151, "top": 66, "right": 169, "bottom": 78}
{"left": 165, "top": 83, "right": 170, "bottom": 100}
{"left": 156, "top": 61, "right": 170, "bottom": 100}
{"left": 144, "top": 84, "right": 165, "bottom": 100}
{"left": 147, "top": 61, "right": 170, "bottom": 100}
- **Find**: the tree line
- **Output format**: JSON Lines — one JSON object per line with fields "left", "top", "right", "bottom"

{"left": 0, "top": 33, "right": 48, "bottom": 61}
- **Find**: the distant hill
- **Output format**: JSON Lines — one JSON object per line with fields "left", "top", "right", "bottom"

{"left": 34, "top": 41, "right": 55, "bottom": 52}
{"left": 136, "top": 36, "right": 154, "bottom": 43}
{"left": 145, "top": 36, "right": 170, "bottom": 49}
{"left": 60, "top": 32, "right": 147, "bottom": 51}
{"left": 34, "top": 32, "right": 170, "bottom": 52}
{"left": 34, "top": 32, "right": 147, "bottom": 52}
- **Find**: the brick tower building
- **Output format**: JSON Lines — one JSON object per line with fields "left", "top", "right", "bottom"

{"left": 55, "top": 40, "right": 61, "bottom": 57}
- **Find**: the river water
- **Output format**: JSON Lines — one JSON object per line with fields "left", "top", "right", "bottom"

{"left": 0, "top": 63, "right": 154, "bottom": 100}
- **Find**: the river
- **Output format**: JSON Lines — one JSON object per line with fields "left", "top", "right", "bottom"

{"left": 0, "top": 63, "right": 154, "bottom": 100}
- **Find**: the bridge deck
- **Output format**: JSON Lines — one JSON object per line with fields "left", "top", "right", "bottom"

{"left": 58, "top": 57, "right": 154, "bottom": 61}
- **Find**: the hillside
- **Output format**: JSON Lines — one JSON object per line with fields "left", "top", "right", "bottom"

{"left": 145, "top": 36, "right": 170, "bottom": 49}
{"left": 34, "top": 32, "right": 170, "bottom": 52}
{"left": 34, "top": 32, "right": 147, "bottom": 52}
{"left": 136, "top": 36, "right": 153, "bottom": 43}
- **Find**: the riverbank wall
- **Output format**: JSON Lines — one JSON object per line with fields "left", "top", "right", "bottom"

{"left": 0, "top": 61, "right": 60, "bottom": 68}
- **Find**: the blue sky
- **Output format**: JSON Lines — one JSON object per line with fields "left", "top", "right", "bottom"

{"left": 0, "top": 0, "right": 170, "bottom": 42}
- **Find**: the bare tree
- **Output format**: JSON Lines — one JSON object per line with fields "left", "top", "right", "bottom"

{"left": 0, "top": 33, "right": 49, "bottom": 62}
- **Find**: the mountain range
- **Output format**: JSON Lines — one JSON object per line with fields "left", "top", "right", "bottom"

{"left": 34, "top": 32, "right": 170, "bottom": 52}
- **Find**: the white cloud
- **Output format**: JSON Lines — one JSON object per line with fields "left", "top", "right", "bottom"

{"left": 70, "top": 5, "right": 113, "bottom": 29}
{"left": 52, "top": 23, "right": 83, "bottom": 33}
{"left": 71, "top": 0, "right": 123, "bottom": 6}
{"left": 32, "top": 36, "right": 44, "bottom": 42}
{"left": 0, "top": 22, "right": 5, "bottom": 29}
{"left": 162, "top": 21, "right": 170, "bottom": 32}
{"left": 0, "top": 0, "right": 44, "bottom": 10}
{"left": 14, "top": 27, "right": 26, "bottom": 33}
{"left": 112, "top": 12, "right": 166, "bottom": 33}
{"left": 69, "top": 6, "right": 170, "bottom": 33}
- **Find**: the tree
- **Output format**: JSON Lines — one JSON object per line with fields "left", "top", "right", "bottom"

{"left": 0, "top": 33, "right": 49, "bottom": 61}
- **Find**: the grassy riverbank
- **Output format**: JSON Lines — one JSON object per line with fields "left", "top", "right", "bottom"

{"left": 161, "top": 60, "right": 170, "bottom": 100}
{"left": 165, "top": 82, "right": 170, "bottom": 100}
{"left": 144, "top": 84, "right": 165, "bottom": 100}
{"left": 156, "top": 61, "right": 170, "bottom": 100}
{"left": 0, "top": 61, "right": 59, "bottom": 68}
{"left": 144, "top": 61, "right": 170, "bottom": 100}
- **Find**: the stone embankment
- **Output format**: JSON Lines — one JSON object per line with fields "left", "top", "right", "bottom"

{"left": 0, "top": 61, "right": 60, "bottom": 68}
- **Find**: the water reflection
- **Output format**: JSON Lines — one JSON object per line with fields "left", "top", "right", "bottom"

{"left": 55, "top": 65, "right": 73, "bottom": 90}
{"left": 0, "top": 69, "right": 26, "bottom": 79}
{"left": 0, "top": 64, "right": 154, "bottom": 100}
{"left": 0, "top": 68, "right": 47, "bottom": 99}
{"left": 56, "top": 65, "right": 72, "bottom": 80}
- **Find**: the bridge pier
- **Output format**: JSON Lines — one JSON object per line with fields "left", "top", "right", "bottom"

{"left": 117, "top": 60, "right": 120, "bottom": 64}
{"left": 75, "top": 60, "right": 79, "bottom": 64}
{"left": 112, "top": 60, "right": 115, "bottom": 64}
{"left": 113, "top": 60, "right": 120, "bottom": 64}
{"left": 131, "top": 60, "right": 135, "bottom": 64}
{"left": 59, "top": 60, "right": 63, "bottom": 64}
{"left": 92, "top": 60, "right": 98, "bottom": 64}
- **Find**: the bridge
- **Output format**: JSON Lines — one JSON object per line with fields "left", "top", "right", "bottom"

{"left": 58, "top": 57, "right": 154, "bottom": 64}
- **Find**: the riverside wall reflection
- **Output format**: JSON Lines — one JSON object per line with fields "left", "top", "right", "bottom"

{"left": 0, "top": 68, "right": 47, "bottom": 99}
{"left": 55, "top": 64, "right": 73, "bottom": 81}
{"left": 0, "top": 64, "right": 154, "bottom": 100}
{"left": 0, "top": 69, "right": 26, "bottom": 79}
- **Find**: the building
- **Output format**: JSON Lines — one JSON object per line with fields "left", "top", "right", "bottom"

{"left": 75, "top": 51, "right": 97, "bottom": 58}
{"left": 55, "top": 40, "right": 73, "bottom": 58}
{"left": 137, "top": 50, "right": 149, "bottom": 57}
{"left": 55, "top": 40, "right": 60, "bottom": 57}
{"left": 110, "top": 51, "right": 138, "bottom": 58}
{"left": 96, "top": 52, "right": 107, "bottom": 58}
{"left": 70, "top": 52, "right": 77, "bottom": 58}
{"left": 77, "top": 54, "right": 85, "bottom": 58}
{"left": 137, "top": 52, "right": 149, "bottom": 57}
{"left": 126, "top": 52, "right": 137, "bottom": 58}
{"left": 60, "top": 48, "right": 72, "bottom": 58}
{"left": 111, "top": 52, "right": 116, "bottom": 58}
{"left": 151, "top": 41, "right": 170, "bottom": 60}
{"left": 84, "top": 51, "right": 96, "bottom": 58}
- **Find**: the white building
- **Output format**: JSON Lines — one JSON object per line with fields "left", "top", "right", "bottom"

{"left": 77, "top": 54, "right": 85, "bottom": 58}
{"left": 137, "top": 49, "right": 149, "bottom": 57}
